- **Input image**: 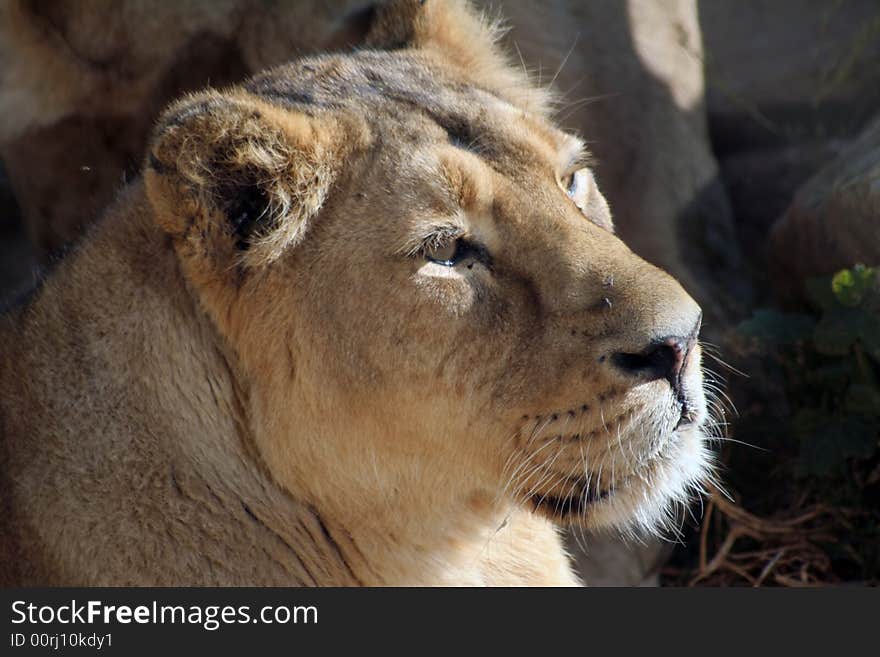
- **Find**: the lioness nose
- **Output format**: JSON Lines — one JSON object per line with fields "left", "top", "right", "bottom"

{"left": 611, "top": 320, "right": 700, "bottom": 395}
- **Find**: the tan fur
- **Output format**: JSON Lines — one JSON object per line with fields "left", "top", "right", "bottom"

{"left": 0, "top": 0, "right": 710, "bottom": 586}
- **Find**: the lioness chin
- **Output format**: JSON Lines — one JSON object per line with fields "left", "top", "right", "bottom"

{"left": 0, "top": 0, "right": 712, "bottom": 586}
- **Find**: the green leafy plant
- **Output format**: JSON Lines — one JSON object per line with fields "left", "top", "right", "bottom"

{"left": 688, "top": 264, "right": 880, "bottom": 584}
{"left": 738, "top": 264, "right": 880, "bottom": 478}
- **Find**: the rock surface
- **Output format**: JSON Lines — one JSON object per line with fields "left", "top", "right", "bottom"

{"left": 565, "top": 533, "right": 668, "bottom": 586}
{"left": 700, "top": 0, "right": 880, "bottom": 154}
{"left": 768, "top": 115, "right": 880, "bottom": 296}
{"left": 720, "top": 140, "right": 849, "bottom": 278}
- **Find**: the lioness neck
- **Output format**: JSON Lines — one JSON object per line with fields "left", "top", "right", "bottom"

{"left": 0, "top": 185, "right": 576, "bottom": 586}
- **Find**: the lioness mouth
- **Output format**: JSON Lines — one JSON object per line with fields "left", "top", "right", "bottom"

{"left": 675, "top": 408, "right": 697, "bottom": 430}
{"left": 529, "top": 486, "right": 613, "bottom": 518}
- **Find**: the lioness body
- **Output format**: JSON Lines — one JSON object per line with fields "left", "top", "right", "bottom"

{"left": 0, "top": 192, "right": 574, "bottom": 585}
{"left": 0, "top": 0, "right": 710, "bottom": 586}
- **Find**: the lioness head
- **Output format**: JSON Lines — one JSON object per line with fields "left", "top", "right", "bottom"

{"left": 144, "top": 0, "right": 712, "bottom": 537}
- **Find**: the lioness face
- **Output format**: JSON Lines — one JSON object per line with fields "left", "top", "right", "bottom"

{"left": 148, "top": 47, "right": 711, "bottom": 535}
{"left": 242, "top": 53, "right": 710, "bottom": 534}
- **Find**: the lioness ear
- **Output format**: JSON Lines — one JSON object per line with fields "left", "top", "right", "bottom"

{"left": 144, "top": 90, "right": 346, "bottom": 276}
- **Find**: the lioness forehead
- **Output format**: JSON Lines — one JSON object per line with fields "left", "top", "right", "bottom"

{"left": 246, "top": 50, "right": 581, "bottom": 168}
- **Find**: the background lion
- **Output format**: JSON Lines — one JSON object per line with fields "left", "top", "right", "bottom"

{"left": 0, "top": 0, "right": 713, "bottom": 586}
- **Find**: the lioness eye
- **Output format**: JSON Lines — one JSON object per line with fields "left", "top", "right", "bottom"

{"left": 565, "top": 167, "right": 594, "bottom": 212}
{"left": 424, "top": 240, "right": 457, "bottom": 265}
{"left": 423, "top": 238, "right": 485, "bottom": 268}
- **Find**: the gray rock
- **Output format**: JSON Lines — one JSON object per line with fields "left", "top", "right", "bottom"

{"left": 769, "top": 115, "right": 880, "bottom": 295}
{"left": 700, "top": 0, "right": 880, "bottom": 153}
{"left": 720, "top": 140, "right": 849, "bottom": 278}
{"left": 565, "top": 532, "right": 668, "bottom": 586}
